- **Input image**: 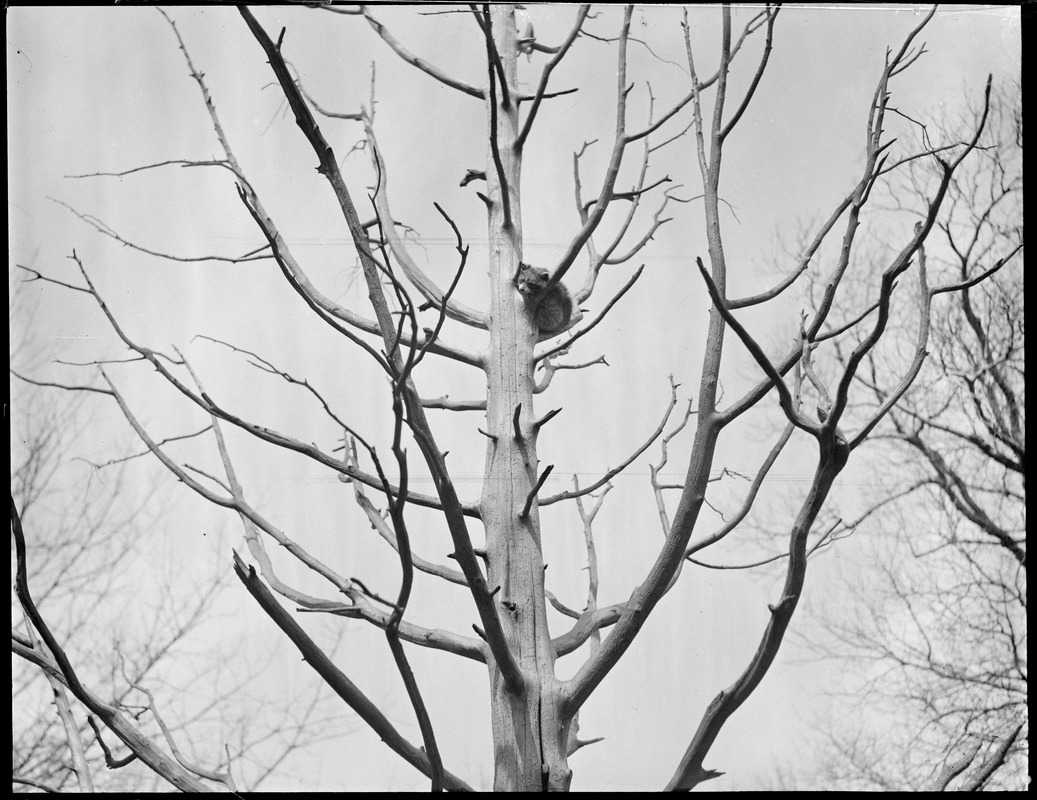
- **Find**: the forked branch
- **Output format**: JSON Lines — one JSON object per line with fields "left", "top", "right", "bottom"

{"left": 232, "top": 553, "right": 473, "bottom": 791}
{"left": 240, "top": 8, "right": 522, "bottom": 692}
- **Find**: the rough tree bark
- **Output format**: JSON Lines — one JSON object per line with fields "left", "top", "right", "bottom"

{"left": 480, "top": 6, "right": 569, "bottom": 791}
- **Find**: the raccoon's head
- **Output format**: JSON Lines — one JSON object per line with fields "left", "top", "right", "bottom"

{"left": 516, "top": 262, "right": 550, "bottom": 296}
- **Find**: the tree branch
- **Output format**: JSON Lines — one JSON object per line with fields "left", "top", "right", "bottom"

{"left": 232, "top": 553, "right": 473, "bottom": 791}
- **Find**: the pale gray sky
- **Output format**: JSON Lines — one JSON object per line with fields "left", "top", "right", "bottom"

{"left": 8, "top": 4, "right": 1020, "bottom": 791}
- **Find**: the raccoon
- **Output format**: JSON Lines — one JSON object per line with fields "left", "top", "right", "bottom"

{"left": 515, "top": 262, "right": 573, "bottom": 334}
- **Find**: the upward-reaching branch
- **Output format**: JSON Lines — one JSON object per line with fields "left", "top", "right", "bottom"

{"left": 545, "top": 6, "right": 634, "bottom": 292}
{"left": 482, "top": 6, "right": 513, "bottom": 231}
{"left": 363, "top": 9, "right": 485, "bottom": 99}
{"left": 239, "top": 7, "right": 523, "bottom": 694}
{"left": 159, "top": 7, "right": 483, "bottom": 366}
{"left": 515, "top": 5, "right": 591, "bottom": 150}
{"left": 719, "top": 5, "right": 778, "bottom": 140}
{"left": 563, "top": 3, "right": 775, "bottom": 723}
{"left": 362, "top": 118, "right": 489, "bottom": 330}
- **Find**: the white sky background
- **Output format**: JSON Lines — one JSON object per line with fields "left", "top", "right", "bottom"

{"left": 8, "top": 4, "right": 1020, "bottom": 792}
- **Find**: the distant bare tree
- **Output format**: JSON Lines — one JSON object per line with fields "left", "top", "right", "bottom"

{"left": 11, "top": 284, "right": 355, "bottom": 793}
{"left": 795, "top": 81, "right": 1025, "bottom": 792}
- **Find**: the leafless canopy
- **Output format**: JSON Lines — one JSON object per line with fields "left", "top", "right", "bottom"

{"left": 12, "top": 4, "right": 1017, "bottom": 792}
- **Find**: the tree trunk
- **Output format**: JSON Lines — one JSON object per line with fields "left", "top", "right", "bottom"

{"left": 480, "top": 5, "right": 571, "bottom": 791}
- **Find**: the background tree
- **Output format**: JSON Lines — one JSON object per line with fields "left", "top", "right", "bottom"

{"left": 788, "top": 80, "right": 1025, "bottom": 792}
{"left": 11, "top": 278, "right": 357, "bottom": 793}
{"left": 9, "top": 4, "right": 1019, "bottom": 792}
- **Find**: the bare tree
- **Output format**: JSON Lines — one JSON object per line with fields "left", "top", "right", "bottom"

{"left": 11, "top": 284, "right": 355, "bottom": 792}
{"left": 11, "top": 5, "right": 1014, "bottom": 791}
{"left": 791, "top": 81, "right": 1025, "bottom": 792}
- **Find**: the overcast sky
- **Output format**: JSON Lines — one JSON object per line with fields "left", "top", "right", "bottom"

{"left": 9, "top": 4, "right": 1020, "bottom": 791}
